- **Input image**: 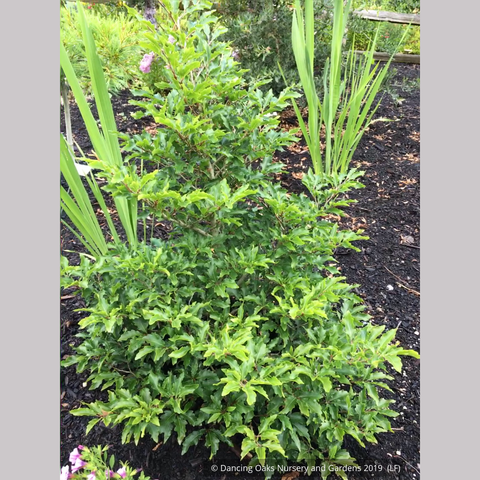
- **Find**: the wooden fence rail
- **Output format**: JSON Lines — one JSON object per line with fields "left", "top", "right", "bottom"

{"left": 354, "top": 51, "right": 420, "bottom": 64}
{"left": 353, "top": 10, "right": 420, "bottom": 26}
{"left": 352, "top": 10, "right": 420, "bottom": 64}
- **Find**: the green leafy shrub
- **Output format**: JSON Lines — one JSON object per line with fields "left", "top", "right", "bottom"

{"left": 63, "top": 173, "right": 418, "bottom": 474}
{"left": 61, "top": 1, "right": 419, "bottom": 476}
{"left": 122, "top": 0, "right": 297, "bottom": 190}
{"left": 211, "top": 0, "right": 335, "bottom": 95}
{"left": 61, "top": 2, "right": 144, "bottom": 94}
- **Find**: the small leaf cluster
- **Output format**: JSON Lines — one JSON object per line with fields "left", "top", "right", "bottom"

{"left": 62, "top": 0, "right": 419, "bottom": 476}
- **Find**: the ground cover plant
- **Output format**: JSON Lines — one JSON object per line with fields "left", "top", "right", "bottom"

{"left": 61, "top": 1, "right": 420, "bottom": 478}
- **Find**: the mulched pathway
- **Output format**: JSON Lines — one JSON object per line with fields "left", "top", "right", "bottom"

{"left": 60, "top": 63, "right": 420, "bottom": 480}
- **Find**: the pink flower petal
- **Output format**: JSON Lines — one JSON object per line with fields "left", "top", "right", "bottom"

{"left": 69, "top": 448, "right": 82, "bottom": 464}
{"left": 71, "top": 458, "right": 88, "bottom": 473}
{"left": 60, "top": 466, "right": 70, "bottom": 480}
{"left": 117, "top": 466, "right": 127, "bottom": 478}
{"left": 139, "top": 52, "right": 155, "bottom": 73}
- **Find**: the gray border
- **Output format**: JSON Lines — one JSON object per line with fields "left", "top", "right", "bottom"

{"left": 421, "top": 0, "right": 480, "bottom": 479}
{"left": 1, "top": 0, "right": 59, "bottom": 477}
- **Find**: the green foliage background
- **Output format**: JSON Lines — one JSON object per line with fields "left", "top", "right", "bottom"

{"left": 61, "top": 3, "right": 144, "bottom": 95}
{"left": 60, "top": 0, "right": 420, "bottom": 96}
{"left": 215, "top": 0, "right": 419, "bottom": 94}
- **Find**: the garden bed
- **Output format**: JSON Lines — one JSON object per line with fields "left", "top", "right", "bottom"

{"left": 60, "top": 62, "right": 420, "bottom": 480}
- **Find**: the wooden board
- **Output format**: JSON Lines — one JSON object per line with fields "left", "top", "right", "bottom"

{"left": 354, "top": 51, "right": 420, "bottom": 64}
{"left": 353, "top": 10, "right": 420, "bottom": 25}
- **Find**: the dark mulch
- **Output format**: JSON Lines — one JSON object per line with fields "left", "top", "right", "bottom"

{"left": 60, "top": 63, "right": 420, "bottom": 480}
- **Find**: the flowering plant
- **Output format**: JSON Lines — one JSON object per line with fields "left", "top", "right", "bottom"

{"left": 139, "top": 52, "right": 154, "bottom": 73}
{"left": 60, "top": 445, "right": 151, "bottom": 480}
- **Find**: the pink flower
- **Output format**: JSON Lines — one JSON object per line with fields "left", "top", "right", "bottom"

{"left": 139, "top": 52, "right": 155, "bottom": 73}
{"left": 69, "top": 448, "right": 82, "bottom": 464}
{"left": 168, "top": 34, "right": 175, "bottom": 44}
{"left": 87, "top": 473, "right": 96, "bottom": 480}
{"left": 78, "top": 445, "right": 85, "bottom": 450}
{"left": 117, "top": 467, "right": 127, "bottom": 478}
{"left": 105, "top": 470, "right": 115, "bottom": 479}
{"left": 71, "top": 457, "right": 88, "bottom": 473}
{"left": 60, "top": 466, "right": 70, "bottom": 480}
